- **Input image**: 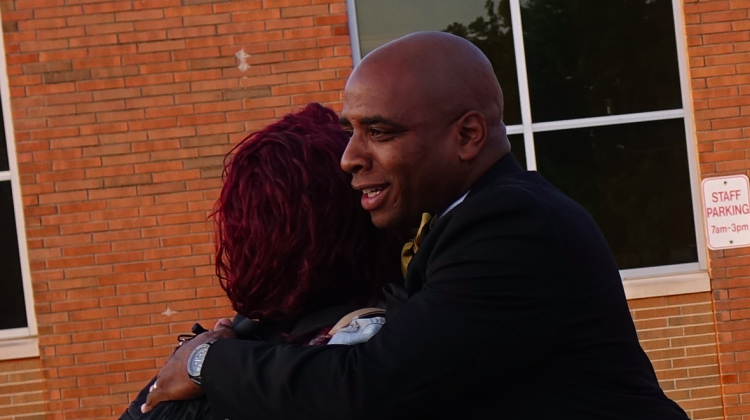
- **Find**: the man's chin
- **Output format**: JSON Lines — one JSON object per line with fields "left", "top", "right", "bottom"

{"left": 369, "top": 210, "right": 399, "bottom": 229}
{"left": 369, "top": 213, "right": 391, "bottom": 229}
{"left": 369, "top": 210, "right": 416, "bottom": 230}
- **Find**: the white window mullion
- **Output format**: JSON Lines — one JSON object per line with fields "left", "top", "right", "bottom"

{"left": 345, "top": 0, "right": 363, "bottom": 66}
{"left": 0, "top": 327, "right": 31, "bottom": 340}
{"left": 506, "top": 124, "right": 523, "bottom": 135}
{"left": 672, "top": 0, "right": 707, "bottom": 271}
{"left": 508, "top": 0, "right": 537, "bottom": 170}
{"left": 531, "top": 109, "right": 685, "bottom": 133}
{"left": 0, "top": 171, "right": 10, "bottom": 182}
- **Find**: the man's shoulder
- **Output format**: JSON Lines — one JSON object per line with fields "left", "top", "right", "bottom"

{"left": 457, "top": 169, "right": 577, "bottom": 219}
{"left": 440, "top": 168, "right": 602, "bottom": 251}
{"left": 429, "top": 171, "right": 569, "bottom": 250}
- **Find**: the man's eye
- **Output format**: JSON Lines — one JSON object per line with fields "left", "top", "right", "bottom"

{"left": 342, "top": 128, "right": 353, "bottom": 138}
{"left": 369, "top": 128, "right": 386, "bottom": 138}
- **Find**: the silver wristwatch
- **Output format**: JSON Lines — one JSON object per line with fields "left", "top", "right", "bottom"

{"left": 187, "top": 340, "right": 216, "bottom": 386}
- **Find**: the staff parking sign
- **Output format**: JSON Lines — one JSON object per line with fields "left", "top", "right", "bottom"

{"left": 702, "top": 174, "right": 750, "bottom": 250}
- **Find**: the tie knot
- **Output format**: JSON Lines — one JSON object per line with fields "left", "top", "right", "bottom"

{"left": 400, "top": 213, "right": 434, "bottom": 278}
{"left": 414, "top": 212, "right": 433, "bottom": 247}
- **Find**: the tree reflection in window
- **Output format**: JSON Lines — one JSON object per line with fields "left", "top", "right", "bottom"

{"left": 444, "top": 0, "right": 682, "bottom": 124}
{"left": 443, "top": 0, "right": 521, "bottom": 126}
{"left": 521, "top": 0, "right": 682, "bottom": 122}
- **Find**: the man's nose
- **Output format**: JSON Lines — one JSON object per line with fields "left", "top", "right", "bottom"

{"left": 341, "top": 134, "right": 369, "bottom": 175}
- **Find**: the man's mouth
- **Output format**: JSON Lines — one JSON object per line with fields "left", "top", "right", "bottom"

{"left": 357, "top": 184, "right": 390, "bottom": 211}
{"left": 362, "top": 186, "right": 384, "bottom": 198}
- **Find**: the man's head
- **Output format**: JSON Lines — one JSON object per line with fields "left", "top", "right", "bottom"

{"left": 340, "top": 31, "right": 511, "bottom": 229}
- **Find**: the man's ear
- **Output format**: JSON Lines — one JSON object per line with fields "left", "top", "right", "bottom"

{"left": 456, "top": 110, "right": 487, "bottom": 162}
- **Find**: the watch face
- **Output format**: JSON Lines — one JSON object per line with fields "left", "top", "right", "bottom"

{"left": 187, "top": 343, "right": 210, "bottom": 377}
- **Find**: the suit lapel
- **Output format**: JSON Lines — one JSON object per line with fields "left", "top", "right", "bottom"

{"left": 384, "top": 153, "right": 526, "bottom": 317}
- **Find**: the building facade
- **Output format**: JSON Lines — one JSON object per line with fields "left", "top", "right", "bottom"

{"left": 0, "top": 0, "right": 748, "bottom": 419}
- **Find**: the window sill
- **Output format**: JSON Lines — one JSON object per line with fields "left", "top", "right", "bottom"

{"left": 622, "top": 271, "right": 710, "bottom": 300}
{"left": 0, "top": 336, "right": 39, "bottom": 361}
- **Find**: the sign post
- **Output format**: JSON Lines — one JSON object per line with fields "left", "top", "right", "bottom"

{"left": 701, "top": 175, "right": 750, "bottom": 250}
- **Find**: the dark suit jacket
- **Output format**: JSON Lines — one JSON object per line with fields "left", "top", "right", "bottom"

{"left": 202, "top": 154, "right": 689, "bottom": 420}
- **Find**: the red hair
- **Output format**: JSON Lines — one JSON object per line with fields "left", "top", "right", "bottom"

{"left": 213, "top": 103, "right": 395, "bottom": 322}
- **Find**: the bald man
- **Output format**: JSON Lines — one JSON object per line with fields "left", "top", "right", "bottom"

{"left": 144, "top": 32, "right": 689, "bottom": 419}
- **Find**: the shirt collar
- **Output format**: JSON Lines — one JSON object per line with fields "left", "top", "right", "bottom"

{"left": 439, "top": 191, "right": 469, "bottom": 218}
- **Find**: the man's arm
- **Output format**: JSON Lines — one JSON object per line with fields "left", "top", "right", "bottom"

{"left": 198, "top": 188, "right": 569, "bottom": 420}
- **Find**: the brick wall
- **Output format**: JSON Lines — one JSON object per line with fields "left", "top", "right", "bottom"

{"left": 0, "top": 0, "right": 747, "bottom": 419}
{"left": 630, "top": 293, "right": 724, "bottom": 419}
{"left": 685, "top": 0, "right": 750, "bottom": 418}
{"left": 0, "top": 358, "right": 44, "bottom": 420}
{"left": 0, "top": 0, "right": 352, "bottom": 418}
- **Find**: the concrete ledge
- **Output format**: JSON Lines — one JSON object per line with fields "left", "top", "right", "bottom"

{"left": 623, "top": 271, "right": 711, "bottom": 300}
{"left": 0, "top": 337, "right": 39, "bottom": 361}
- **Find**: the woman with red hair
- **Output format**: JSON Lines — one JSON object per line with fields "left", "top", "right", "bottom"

{"left": 213, "top": 102, "right": 397, "bottom": 340}
{"left": 120, "top": 103, "right": 398, "bottom": 420}
{"left": 215, "top": 102, "right": 395, "bottom": 332}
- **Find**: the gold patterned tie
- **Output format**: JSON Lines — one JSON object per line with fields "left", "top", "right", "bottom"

{"left": 401, "top": 213, "right": 433, "bottom": 277}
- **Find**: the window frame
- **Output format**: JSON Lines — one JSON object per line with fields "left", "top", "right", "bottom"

{"left": 345, "top": 0, "right": 709, "bottom": 299}
{"left": 0, "top": 17, "right": 38, "bottom": 360}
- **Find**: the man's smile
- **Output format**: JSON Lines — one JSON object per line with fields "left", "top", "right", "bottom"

{"left": 355, "top": 183, "right": 391, "bottom": 211}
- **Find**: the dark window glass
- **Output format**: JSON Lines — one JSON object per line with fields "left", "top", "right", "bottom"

{"left": 521, "top": 0, "right": 682, "bottom": 122}
{"left": 534, "top": 119, "right": 697, "bottom": 269}
{"left": 508, "top": 133, "right": 526, "bottom": 170}
{"left": 0, "top": 181, "right": 27, "bottom": 330}
{"left": 354, "top": 0, "right": 522, "bottom": 125}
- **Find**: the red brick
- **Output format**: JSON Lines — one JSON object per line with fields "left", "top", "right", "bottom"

{"left": 126, "top": 17, "right": 176, "bottom": 33}
{"left": 21, "top": 39, "right": 69, "bottom": 53}
{"left": 136, "top": 39, "right": 185, "bottom": 53}
{"left": 705, "top": 32, "right": 750, "bottom": 45}
{"left": 173, "top": 69, "right": 222, "bottom": 83}
{"left": 283, "top": 25, "right": 331, "bottom": 39}
{"left": 76, "top": 78, "right": 126, "bottom": 91}
{"left": 72, "top": 56, "right": 121, "bottom": 69}
{"left": 82, "top": 1, "right": 130, "bottom": 13}
{"left": 86, "top": 22, "right": 134, "bottom": 36}
{"left": 143, "top": 105, "right": 193, "bottom": 119}
{"left": 125, "top": 73, "right": 174, "bottom": 87}
{"left": 164, "top": 4, "right": 211, "bottom": 17}
{"left": 214, "top": 0, "right": 263, "bottom": 12}
{"left": 118, "top": 30, "right": 167, "bottom": 44}
{"left": 37, "top": 26, "right": 86, "bottom": 40}
{"left": 183, "top": 14, "right": 231, "bottom": 27}
{"left": 271, "top": 59, "right": 318, "bottom": 73}
{"left": 17, "top": 16, "right": 66, "bottom": 31}
{"left": 78, "top": 99, "right": 126, "bottom": 114}
{"left": 285, "top": 47, "right": 334, "bottom": 61}
{"left": 116, "top": 9, "right": 164, "bottom": 21}
{"left": 265, "top": 0, "right": 310, "bottom": 7}
{"left": 702, "top": 9, "right": 748, "bottom": 23}
{"left": 122, "top": 51, "right": 171, "bottom": 66}
{"left": 91, "top": 87, "right": 140, "bottom": 101}
{"left": 696, "top": 107, "right": 741, "bottom": 119}
{"left": 172, "top": 47, "right": 221, "bottom": 61}
{"left": 235, "top": 30, "right": 284, "bottom": 44}
{"left": 167, "top": 25, "right": 216, "bottom": 39}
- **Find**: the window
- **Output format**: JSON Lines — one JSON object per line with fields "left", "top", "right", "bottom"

{"left": 0, "top": 26, "right": 37, "bottom": 358}
{"left": 346, "top": 0, "right": 707, "bottom": 292}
